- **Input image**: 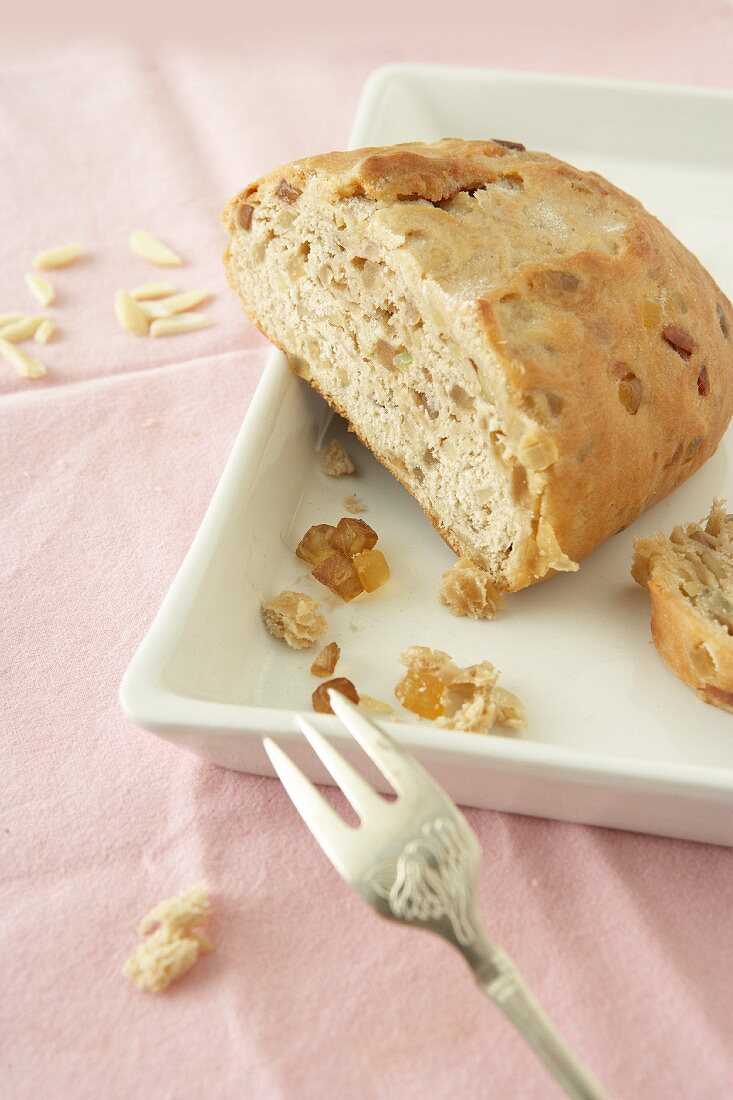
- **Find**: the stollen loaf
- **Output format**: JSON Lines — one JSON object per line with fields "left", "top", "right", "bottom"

{"left": 223, "top": 139, "right": 733, "bottom": 591}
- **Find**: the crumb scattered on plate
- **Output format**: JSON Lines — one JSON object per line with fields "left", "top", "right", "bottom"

{"left": 122, "top": 883, "right": 212, "bottom": 994}
{"left": 395, "top": 645, "right": 525, "bottom": 733}
{"left": 343, "top": 492, "right": 366, "bottom": 514}
{"left": 262, "top": 589, "right": 326, "bottom": 648}
{"left": 320, "top": 440, "right": 355, "bottom": 476}
{"left": 439, "top": 557, "right": 502, "bottom": 620}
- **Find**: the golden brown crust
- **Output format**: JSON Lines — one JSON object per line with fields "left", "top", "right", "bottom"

{"left": 633, "top": 502, "right": 733, "bottom": 712}
{"left": 224, "top": 140, "right": 733, "bottom": 588}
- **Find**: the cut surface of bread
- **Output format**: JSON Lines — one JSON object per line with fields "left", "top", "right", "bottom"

{"left": 223, "top": 139, "right": 733, "bottom": 591}
{"left": 633, "top": 500, "right": 733, "bottom": 712}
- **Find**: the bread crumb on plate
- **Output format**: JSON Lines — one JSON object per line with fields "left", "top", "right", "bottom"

{"left": 439, "top": 557, "right": 502, "bottom": 620}
{"left": 321, "top": 439, "right": 355, "bottom": 476}
{"left": 343, "top": 492, "right": 366, "bottom": 514}
{"left": 122, "top": 883, "right": 212, "bottom": 994}
{"left": 395, "top": 645, "right": 525, "bottom": 733}
{"left": 262, "top": 589, "right": 326, "bottom": 649}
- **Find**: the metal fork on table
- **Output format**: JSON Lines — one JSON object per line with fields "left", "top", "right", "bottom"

{"left": 264, "top": 692, "right": 608, "bottom": 1100}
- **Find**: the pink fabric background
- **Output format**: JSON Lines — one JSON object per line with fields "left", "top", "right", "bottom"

{"left": 2, "top": 5, "right": 733, "bottom": 1097}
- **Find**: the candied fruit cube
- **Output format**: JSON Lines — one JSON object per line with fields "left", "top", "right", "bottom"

{"left": 311, "top": 641, "right": 340, "bottom": 677}
{"left": 312, "top": 552, "right": 364, "bottom": 601}
{"left": 296, "top": 523, "right": 337, "bottom": 567}
{"left": 353, "top": 549, "right": 390, "bottom": 592}
{"left": 395, "top": 670, "right": 445, "bottom": 720}
{"left": 330, "top": 517, "right": 378, "bottom": 559}
{"left": 312, "top": 677, "right": 360, "bottom": 713}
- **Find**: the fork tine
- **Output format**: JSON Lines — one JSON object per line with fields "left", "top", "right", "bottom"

{"left": 295, "top": 715, "right": 381, "bottom": 821}
{"left": 327, "top": 691, "right": 423, "bottom": 795}
{"left": 263, "top": 738, "right": 355, "bottom": 879}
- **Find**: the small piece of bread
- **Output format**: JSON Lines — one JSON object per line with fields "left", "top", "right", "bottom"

{"left": 321, "top": 440, "right": 355, "bottom": 476}
{"left": 262, "top": 589, "right": 326, "bottom": 648}
{"left": 25, "top": 273, "right": 55, "bottom": 307}
{"left": 343, "top": 492, "right": 366, "bottom": 514}
{"left": 632, "top": 499, "right": 733, "bottom": 711}
{"left": 223, "top": 139, "right": 733, "bottom": 593}
{"left": 396, "top": 645, "right": 525, "bottom": 733}
{"left": 439, "top": 557, "right": 502, "bottom": 619}
{"left": 123, "top": 883, "right": 212, "bottom": 994}
{"left": 33, "top": 242, "right": 81, "bottom": 269}
{"left": 129, "top": 230, "right": 182, "bottom": 267}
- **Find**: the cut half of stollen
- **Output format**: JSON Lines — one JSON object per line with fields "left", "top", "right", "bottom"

{"left": 223, "top": 139, "right": 733, "bottom": 592}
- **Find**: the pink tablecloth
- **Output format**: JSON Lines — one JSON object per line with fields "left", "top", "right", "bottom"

{"left": 3, "top": 7, "right": 733, "bottom": 1098}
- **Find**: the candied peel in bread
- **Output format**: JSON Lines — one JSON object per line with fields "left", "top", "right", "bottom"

{"left": 633, "top": 499, "right": 733, "bottom": 712}
{"left": 223, "top": 139, "right": 733, "bottom": 593}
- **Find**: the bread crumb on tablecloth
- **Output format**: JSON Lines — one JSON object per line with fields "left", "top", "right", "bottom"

{"left": 123, "top": 883, "right": 213, "bottom": 994}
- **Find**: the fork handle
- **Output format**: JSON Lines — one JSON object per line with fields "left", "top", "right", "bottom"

{"left": 474, "top": 954, "right": 609, "bottom": 1100}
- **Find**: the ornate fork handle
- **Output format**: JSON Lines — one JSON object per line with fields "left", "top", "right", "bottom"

{"left": 472, "top": 943, "right": 608, "bottom": 1100}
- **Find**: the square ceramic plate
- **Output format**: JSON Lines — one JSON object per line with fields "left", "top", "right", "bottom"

{"left": 120, "top": 65, "right": 733, "bottom": 846}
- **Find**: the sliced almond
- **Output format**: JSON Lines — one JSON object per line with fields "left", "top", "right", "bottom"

{"left": 0, "top": 337, "right": 46, "bottom": 378}
{"left": 0, "top": 315, "right": 43, "bottom": 343}
{"left": 359, "top": 695, "right": 394, "bottom": 715}
{"left": 150, "top": 313, "right": 208, "bottom": 337}
{"left": 33, "top": 243, "right": 82, "bottom": 269}
{"left": 114, "top": 290, "right": 149, "bottom": 336}
{"left": 157, "top": 289, "right": 209, "bottom": 316}
{"left": 34, "top": 319, "right": 57, "bottom": 345}
{"left": 130, "top": 280, "right": 178, "bottom": 301}
{"left": 25, "top": 273, "right": 56, "bottom": 307}
{"left": 0, "top": 311, "right": 22, "bottom": 326}
{"left": 139, "top": 301, "right": 169, "bottom": 320}
{"left": 129, "top": 230, "right": 182, "bottom": 267}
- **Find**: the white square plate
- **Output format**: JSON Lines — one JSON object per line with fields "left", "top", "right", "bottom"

{"left": 121, "top": 66, "right": 733, "bottom": 846}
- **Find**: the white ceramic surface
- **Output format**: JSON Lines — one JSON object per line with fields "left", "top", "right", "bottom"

{"left": 121, "top": 65, "right": 733, "bottom": 845}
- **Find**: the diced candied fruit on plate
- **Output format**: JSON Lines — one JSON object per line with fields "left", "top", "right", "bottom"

{"left": 312, "top": 676, "right": 360, "bottom": 713}
{"left": 310, "top": 641, "right": 340, "bottom": 677}
{"left": 329, "top": 517, "right": 378, "bottom": 558}
{"left": 296, "top": 523, "right": 337, "bottom": 566}
{"left": 312, "top": 552, "right": 365, "bottom": 601}
{"left": 352, "top": 548, "right": 390, "bottom": 592}
{"left": 395, "top": 668, "right": 446, "bottom": 720}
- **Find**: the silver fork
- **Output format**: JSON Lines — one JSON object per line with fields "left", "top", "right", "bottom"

{"left": 264, "top": 692, "right": 609, "bottom": 1100}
